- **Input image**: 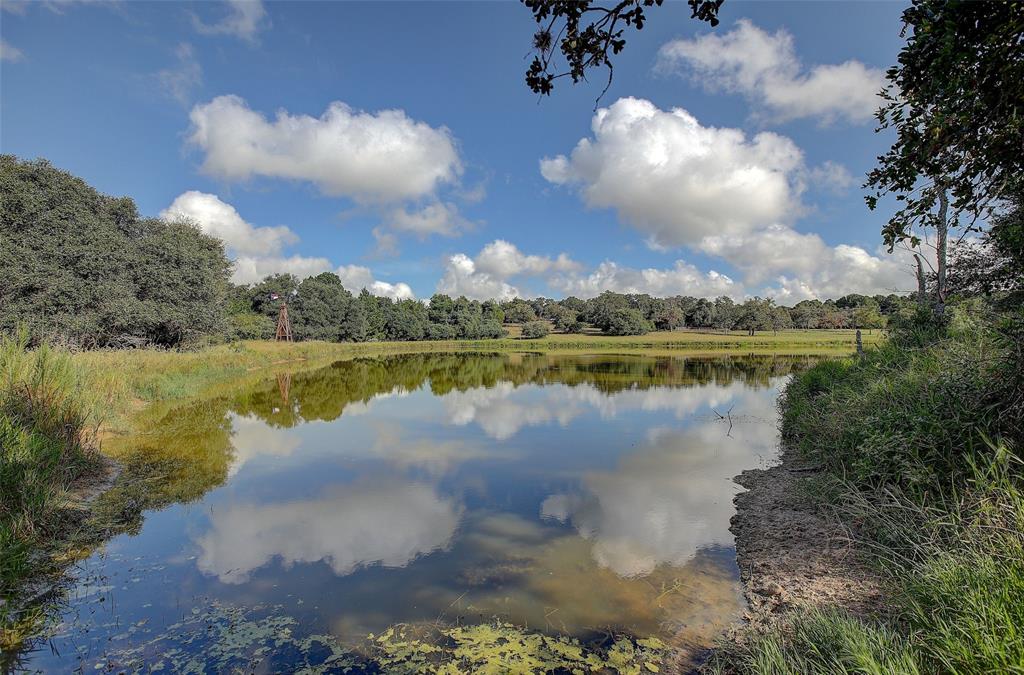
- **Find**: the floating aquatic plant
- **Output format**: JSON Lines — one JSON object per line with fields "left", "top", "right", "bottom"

{"left": 98, "top": 601, "right": 669, "bottom": 674}
{"left": 368, "top": 621, "right": 668, "bottom": 674}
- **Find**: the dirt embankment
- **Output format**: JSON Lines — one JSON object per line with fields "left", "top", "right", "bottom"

{"left": 724, "top": 452, "right": 886, "bottom": 636}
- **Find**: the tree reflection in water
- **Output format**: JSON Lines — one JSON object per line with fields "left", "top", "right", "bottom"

{"left": 26, "top": 352, "right": 824, "bottom": 673}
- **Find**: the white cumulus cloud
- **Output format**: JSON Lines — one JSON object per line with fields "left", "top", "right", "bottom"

{"left": 232, "top": 255, "right": 332, "bottom": 285}
{"left": 371, "top": 226, "right": 400, "bottom": 257}
{"left": 550, "top": 259, "right": 738, "bottom": 299}
{"left": 192, "top": 0, "right": 268, "bottom": 43}
{"left": 436, "top": 240, "right": 580, "bottom": 301}
{"left": 474, "top": 239, "right": 580, "bottom": 277}
{"left": 429, "top": 234, "right": 908, "bottom": 303}
{"left": 386, "top": 201, "right": 468, "bottom": 238}
{"left": 160, "top": 190, "right": 297, "bottom": 257}
{"left": 437, "top": 253, "right": 521, "bottom": 301}
{"left": 765, "top": 247, "right": 915, "bottom": 302}
{"left": 161, "top": 191, "right": 414, "bottom": 292}
{"left": 808, "top": 160, "right": 855, "bottom": 193}
{"left": 541, "top": 97, "right": 805, "bottom": 249}
{"left": 698, "top": 225, "right": 913, "bottom": 300}
{"left": 188, "top": 95, "right": 461, "bottom": 203}
{"left": 657, "top": 19, "right": 884, "bottom": 125}
{"left": 336, "top": 264, "right": 416, "bottom": 300}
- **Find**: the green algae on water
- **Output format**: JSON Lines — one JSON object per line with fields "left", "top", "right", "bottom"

{"left": 100, "top": 601, "right": 669, "bottom": 674}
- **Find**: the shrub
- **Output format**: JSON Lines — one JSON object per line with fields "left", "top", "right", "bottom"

{"left": 1, "top": 156, "right": 232, "bottom": 348}
{"left": 476, "top": 319, "right": 507, "bottom": 339}
{"left": 227, "top": 311, "right": 275, "bottom": 340}
{"left": 780, "top": 303, "right": 1019, "bottom": 496}
{"left": 604, "top": 308, "right": 651, "bottom": 336}
{"left": 551, "top": 307, "right": 584, "bottom": 333}
{"left": 521, "top": 321, "right": 550, "bottom": 339}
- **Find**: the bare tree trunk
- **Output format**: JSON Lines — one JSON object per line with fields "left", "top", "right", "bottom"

{"left": 935, "top": 187, "right": 949, "bottom": 314}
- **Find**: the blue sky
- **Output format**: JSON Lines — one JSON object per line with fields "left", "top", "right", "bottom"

{"left": 1, "top": 0, "right": 914, "bottom": 302}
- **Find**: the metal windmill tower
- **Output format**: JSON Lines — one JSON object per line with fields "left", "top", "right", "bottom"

{"left": 271, "top": 289, "right": 297, "bottom": 342}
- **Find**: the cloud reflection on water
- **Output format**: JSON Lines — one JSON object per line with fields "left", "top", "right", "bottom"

{"left": 442, "top": 379, "right": 776, "bottom": 440}
{"left": 541, "top": 387, "right": 781, "bottom": 577}
{"left": 196, "top": 481, "right": 462, "bottom": 583}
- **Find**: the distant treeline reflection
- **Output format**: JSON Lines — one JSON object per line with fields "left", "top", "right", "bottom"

{"left": 92, "top": 352, "right": 813, "bottom": 564}
{"left": 235, "top": 352, "right": 817, "bottom": 428}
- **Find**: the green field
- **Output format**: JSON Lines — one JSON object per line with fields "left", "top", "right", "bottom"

{"left": 494, "top": 326, "right": 877, "bottom": 349}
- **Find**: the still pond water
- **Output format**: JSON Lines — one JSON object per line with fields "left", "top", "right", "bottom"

{"left": 22, "top": 352, "right": 815, "bottom": 673}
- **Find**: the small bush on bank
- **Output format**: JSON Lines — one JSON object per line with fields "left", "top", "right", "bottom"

{"left": 521, "top": 321, "right": 550, "bottom": 339}
{"left": 604, "top": 308, "right": 652, "bottom": 336}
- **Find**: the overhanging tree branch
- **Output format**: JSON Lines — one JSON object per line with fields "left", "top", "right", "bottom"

{"left": 522, "top": 0, "right": 724, "bottom": 104}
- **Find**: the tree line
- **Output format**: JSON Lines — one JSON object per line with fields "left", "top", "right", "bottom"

{"left": 228, "top": 280, "right": 904, "bottom": 343}
{"left": 0, "top": 154, "right": 951, "bottom": 349}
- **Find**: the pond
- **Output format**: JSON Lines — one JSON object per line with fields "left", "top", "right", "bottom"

{"left": 17, "top": 352, "right": 816, "bottom": 673}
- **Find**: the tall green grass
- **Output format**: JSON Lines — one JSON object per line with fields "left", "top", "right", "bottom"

{"left": 709, "top": 303, "right": 1024, "bottom": 674}
{"left": 0, "top": 331, "right": 108, "bottom": 634}
{"left": 705, "top": 609, "right": 921, "bottom": 675}
{"left": 780, "top": 305, "right": 1021, "bottom": 498}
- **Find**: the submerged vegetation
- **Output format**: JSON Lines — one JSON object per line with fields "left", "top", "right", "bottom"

{"left": 369, "top": 623, "right": 669, "bottom": 674}
{"left": 93, "top": 600, "right": 670, "bottom": 674}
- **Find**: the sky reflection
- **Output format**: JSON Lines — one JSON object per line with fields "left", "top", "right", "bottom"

{"left": 25, "top": 352, "right": 809, "bottom": 673}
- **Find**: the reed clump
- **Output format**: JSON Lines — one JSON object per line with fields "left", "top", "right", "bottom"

{"left": 0, "top": 330, "right": 119, "bottom": 645}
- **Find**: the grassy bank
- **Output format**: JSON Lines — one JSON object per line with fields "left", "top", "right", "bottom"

{"left": 708, "top": 305, "right": 1024, "bottom": 673}
{"left": 73, "top": 339, "right": 464, "bottom": 433}
{"left": 0, "top": 332, "right": 111, "bottom": 644}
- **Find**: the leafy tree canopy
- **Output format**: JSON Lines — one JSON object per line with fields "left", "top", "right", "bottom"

{"left": 0, "top": 155, "right": 231, "bottom": 347}
{"left": 949, "top": 184, "right": 1024, "bottom": 306}
{"left": 867, "top": 0, "right": 1024, "bottom": 250}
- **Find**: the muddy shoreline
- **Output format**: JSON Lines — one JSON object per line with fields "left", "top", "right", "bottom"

{"left": 720, "top": 450, "right": 885, "bottom": 643}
